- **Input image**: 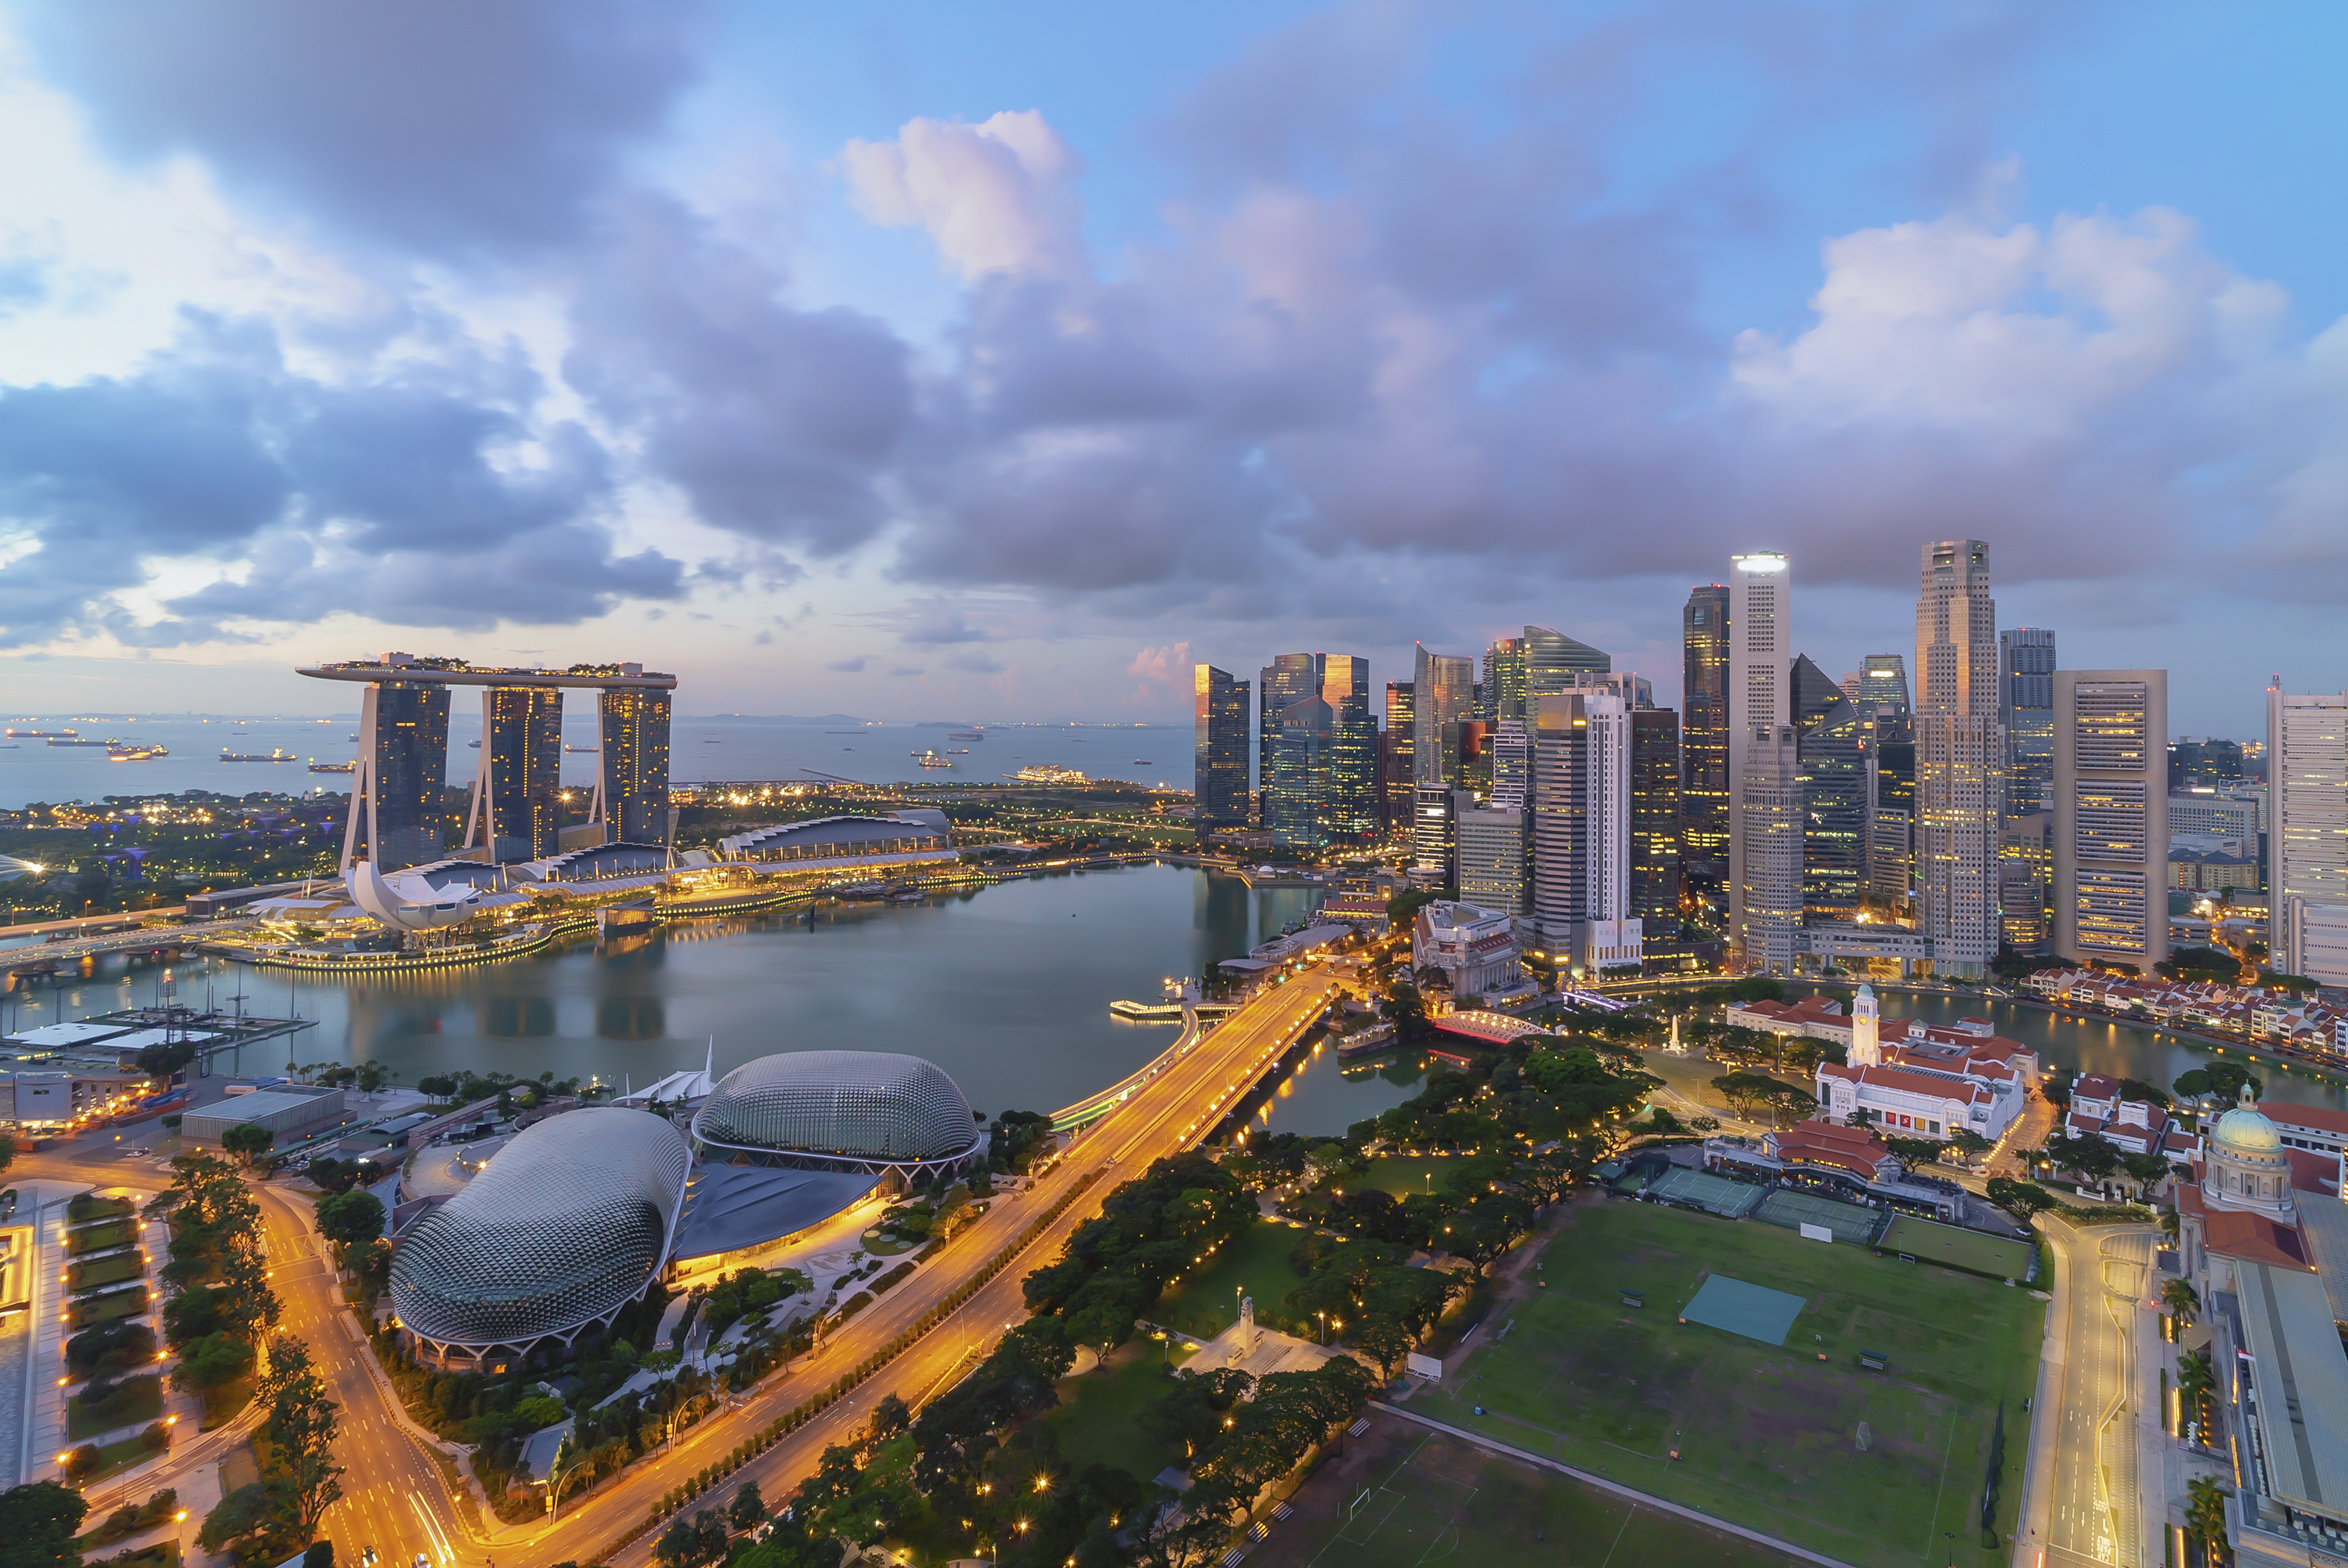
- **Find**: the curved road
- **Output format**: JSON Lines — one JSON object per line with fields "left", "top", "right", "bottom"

{"left": 24, "top": 965, "right": 1343, "bottom": 1568}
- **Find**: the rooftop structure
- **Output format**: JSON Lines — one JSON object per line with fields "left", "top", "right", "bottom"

{"left": 715, "top": 810, "right": 951, "bottom": 863}
{"left": 690, "top": 1051, "right": 981, "bottom": 1181}
{"left": 389, "top": 1107, "right": 691, "bottom": 1364}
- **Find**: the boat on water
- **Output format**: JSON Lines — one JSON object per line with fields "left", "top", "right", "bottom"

{"left": 1134, "top": 759, "right": 1152, "bottom": 764}
{"left": 5, "top": 728, "right": 76, "bottom": 738}
{"left": 309, "top": 761, "right": 356, "bottom": 774}
{"left": 220, "top": 747, "right": 298, "bottom": 763}
{"left": 50, "top": 737, "right": 118, "bottom": 747}
{"left": 564, "top": 745, "right": 599, "bottom": 754}
{"left": 948, "top": 730, "right": 984, "bottom": 740}
{"left": 467, "top": 739, "right": 480, "bottom": 748}
{"left": 107, "top": 744, "right": 168, "bottom": 761}
{"left": 1010, "top": 763, "right": 1088, "bottom": 784}
{"left": 912, "top": 750, "right": 954, "bottom": 768}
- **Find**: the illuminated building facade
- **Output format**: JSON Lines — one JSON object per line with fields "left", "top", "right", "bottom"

{"left": 2053, "top": 669, "right": 2169, "bottom": 969}
{"left": 1192, "top": 664, "right": 1252, "bottom": 828}
{"left": 1728, "top": 553, "right": 1792, "bottom": 959}
{"left": 1915, "top": 540, "right": 2000, "bottom": 976}
{"left": 345, "top": 678, "right": 451, "bottom": 871}
{"left": 468, "top": 684, "right": 564, "bottom": 862}
{"left": 1681, "top": 585, "right": 1730, "bottom": 869}
{"left": 2001, "top": 627, "right": 2058, "bottom": 812}
{"left": 2267, "top": 684, "right": 2348, "bottom": 985}
{"left": 595, "top": 685, "right": 673, "bottom": 846}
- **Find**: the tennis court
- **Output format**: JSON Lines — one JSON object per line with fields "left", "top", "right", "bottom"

{"left": 1755, "top": 1189, "right": 1880, "bottom": 1245}
{"left": 1644, "top": 1166, "right": 1766, "bottom": 1219}
{"left": 1877, "top": 1215, "right": 2035, "bottom": 1281}
{"left": 1680, "top": 1274, "right": 1808, "bottom": 1346}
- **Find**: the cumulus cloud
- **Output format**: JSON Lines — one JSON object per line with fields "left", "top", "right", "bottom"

{"left": 827, "top": 655, "right": 869, "bottom": 673}
{"left": 1125, "top": 641, "right": 1192, "bottom": 685}
{"left": 841, "top": 111, "right": 1086, "bottom": 280}
{"left": 18, "top": 0, "right": 707, "bottom": 255}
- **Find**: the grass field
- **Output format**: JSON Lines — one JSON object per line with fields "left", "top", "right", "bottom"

{"left": 69, "top": 1373, "right": 161, "bottom": 1440}
{"left": 67, "top": 1220, "right": 134, "bottom": 1255}
{"left": 1254, "top": 1423, "right": 1796, "bottom": 1568}
{"left": 1152, "top": 1219, "right": 1329, "bottom": 1341}
{"left": 1039, "top": 1341, "right": 1187, "bottom": 1481}
{"left": 1877, "top": 1216, "right": 2035, "bottom": 1281}
{"left": 69, "top": 1253, "right": 146, "bottom": 1292}
{"left": 1413, "top": 1200, "right": 2042, "bottom": 1568}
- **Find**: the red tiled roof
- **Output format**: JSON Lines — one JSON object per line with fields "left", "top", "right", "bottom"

{"left": 2200, "top": 1209, "right": 2310, "bottom": 1270}
{"left": 1820, "top": 1061, "right": 1988, "bottom": 1103}
{"left": 1771, "top": 1119, "right": 1889, "bottom": 1178}
{"left": 2075, "top": 1073, "right": 2121, "bottom": 1100}
{"left": 2266, "top": 1102, "right": 2348, "bottom": 1138}
{"left": 2284, "top": 1147, "right": 2340, "bottom": 1194}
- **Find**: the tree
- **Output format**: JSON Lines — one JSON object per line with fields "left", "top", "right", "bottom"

{"left": 259, "top": 1335, "right": 343, "bottom": 1537}
{"left": 172, "top": 1331, "right": 255, "bottom": 1395}
{"left": 2173, "top": 1063, "right": 2263, "bottom": 1105}
{"left": 0, "top": 1133, "right": 14, "bottom": 1176}
{"left": 1347, "top": 1315, "right": 1415, "bottom": 1380}
{"left": 1985, "top": 1177, "right": 2057, "bottom": 1223}
{"left": 220, "top": 1122, "right": 274, "bottom": 1162}
{"left": 198, "top": 1481, "right": 291, "bottom": 1555}
{"left": 61, "top": 1447, "right": 100, "bottom": 1485}
{"left": 304, "top": 1541, "right": 335, "bottom": 1568}
{"left": 2120, "top": 1151, "right": 2173, "bottom": 1198}
{"left": 1379, "top": 982, "right": 1428, "bottom": 1041}
{"left": 0, "top": 1480, "right": 89, "bottom": 1568}
{"left": 728, "top": 1480, "right": 766, "bottom": 1534}
{"left": 2183, "top": 1477, "right": 2231, "bottom": 1562}
{"left": 2162, "top": 1278, "right": 2201, "bottom": 1328}
{"left": 1946, "top": 1129, "right": 1995, "bottom": 1164}
{"left": 313, "top": 1190, "right": 385, "bottom": 1255}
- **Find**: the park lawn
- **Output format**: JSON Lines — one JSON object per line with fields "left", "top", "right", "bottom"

{"left": 68, "top": 1194, "right": 135, "bottom": 1224}
{"left": 69, "top": 1374, "right": 163, "bottom": 1440}
{"left": 1255, "top": 1426, "right": 1798, "bottom": 1568}
{"left": 67, "top": 1289, "right": 150, "bottom": 1329}
{"left": 77, "top": 1431, "right": 173, "bottom": 1493}
{"left": 1338, "top": 1155, "right": 1469, "bottom": 1198}
{"left": 1413, "top": 1200, "right": 2044, "bottom": 1568}
{"left": 1040, "top": 1341, "right": 1188, "bottom": 1483}
{"left": 67, "top": 1220, "right": 136, "bottom": 1255}
{"left": 1152, "top": 1219, "right": 1330, "bottom": 1342}
{"left": 70, "top": 1253, "right": 147, "bottom": 1292}
{"left": 1876, "top": 1216, "right": 2036, "bottom": 1281}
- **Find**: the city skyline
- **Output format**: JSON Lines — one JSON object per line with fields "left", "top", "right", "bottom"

{"left": 1, "top": 5, "right": 2345, "bottom": 734}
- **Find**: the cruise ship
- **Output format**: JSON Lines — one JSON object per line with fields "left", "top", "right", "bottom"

{"left": 1010, "top": 763, "right": 1087, "bottom": 785}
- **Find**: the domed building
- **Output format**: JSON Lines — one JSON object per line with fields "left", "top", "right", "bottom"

{"left": 2201, "top": 1082, "right": 2293, "bottom": 1217}
{"left": 690, "top": 1050, "right": 982, "bottom": 1184}
{"left": 391, "top": 1107, "right": 691, "bottom": 1367}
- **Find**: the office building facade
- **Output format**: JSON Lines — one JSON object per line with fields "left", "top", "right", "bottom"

{"left": 1738, "top": 724, "right": 1804, "bottom": 976}
{"left": 1915, "top": 540, "right": 2001, "bottom": 976}
{"left": 1869, "top": 735, "right": 1917, "bottom": 909}
{"left": 1530, "top": 694, "right": 1590, "bottom": 952}
{"left": 1630, "top": 707, "right": 1681, "bottom": 926}
{"left": 595, "top": 685, "right": 673, "bottom": 846}
{"left": 1524, "top": 626, "right": 1610, "bottom": 699}
{"left": 1792, "top": 656, "right": 1869, "bottom": 919}
{"left": 1192, "top": 665, "right": 1252, "bottom": 828}
{"left": 1455, "top": 795, "right": 1529, "bottom": 914}
{"left": 1257, "top": 653, "right": 1321, "bottom": 824}
{"left": 1381, "top": 681, "right": 1416, "bottom": 829}
{"left": 468, "top": 685, "right": 565, "bottom": 862}
{"left": 2267, "top": 685, "right": 2348, "bottom": 985}
{"left": 1999, "top": 811, "right": 2053, "bottom": 955}
{"left": 1581, "top": 691, "right": 1641, "bottom": 971}
{"left": 346, "top": 678, "right": 452, "bottom": 871}
{"left": 1413, "top": 647, "right": 1475, "bottom": 869}
{"left": 2001, "top": 628, "right": 2058, "bottom": 812}
{"left": 1859, "top": 654, "right": 1912, "bottom": 741}
{"left": 1320, "top": 655, "right": 1377, "bottom": 845}
{"left": 1270, "top": 696, "right": 1334, "bottom": 854}
{"left": 1682, "top": 585, "right": 1731, "bottom": 869}
{"left": 1728, "top": 553, "right": 1792, "bottom": 959}
{"left": 2054, "top": 670, "right": 2169, "bottom": 969}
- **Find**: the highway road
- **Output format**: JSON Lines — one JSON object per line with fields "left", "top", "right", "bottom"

{"left": 24, "top": 963, "right": 1344, "bottom": 1568}
{"left": 2024, "top": 1219, "right": 2156, "bottom": 1568}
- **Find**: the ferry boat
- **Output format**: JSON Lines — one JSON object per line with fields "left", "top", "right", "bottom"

{"left": 107, "top": 744, "right": 168, "bottom": 761}
{"left": 1010, "top": 763, "right": 1088, "bottom": 785}
{"left": 308, "top": 761, "right": 356, "bottom": 774}
{"left": 221, "top": 747, "right": 298, "bottom": 763}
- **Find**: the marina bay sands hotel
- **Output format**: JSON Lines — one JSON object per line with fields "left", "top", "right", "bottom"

{"left": 298, "top": 654, "right": 675, "bottom": 873}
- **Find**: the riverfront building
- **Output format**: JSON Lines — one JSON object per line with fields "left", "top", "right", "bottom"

{"left": 691, "top": 1051, "right": 983, "bottom": 1184}
{"left": 467, "top": 682, "right": 564, "bottom": 862}
{"left": 2267, "top": 683, "right": 2348, "bottom": 986}
{"left": 1813, "top": 990, "right": 2036, "bottom": 1142}
{"left": 2053, "top": 670, "right": 2169, "bottom": 970}
{"left": 595, "top": 685, "right": 673, "bottom": 845}
{"left": 1192, "top": 664, "right": 1252, "bottom": 828}
{"left": 1914, "top": 540, "right": 2002, "bottom": 977}
{"left": 1411, "top": 900, "right": 1522, "bottom": 999}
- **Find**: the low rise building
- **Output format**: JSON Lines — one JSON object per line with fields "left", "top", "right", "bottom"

{"left": 1724, "top": 992, "right": 1854, "bottom": 1048}
{"left": 1813, "top": 988, "right": 2036, "bottom": 1143}
{"left": 182, "top": 1086, "right": 350, "bottom": 1150}
{"left": 1411, "top": 901, "right": 1521, "bottom": 999}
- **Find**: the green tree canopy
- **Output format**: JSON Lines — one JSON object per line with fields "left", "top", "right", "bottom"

{"left": 0, "top": 1480, "right": 89, "bottom": 1568}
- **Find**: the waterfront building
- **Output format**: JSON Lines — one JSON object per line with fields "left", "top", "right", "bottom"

{"left": 1630, "top": 706, "right": 1681, "bottom": 927}
{"left": 2053, "top": 670, "right": 2169, "bottom": 970}
{"left": 691, "top": 1050, "right": 983, "bottom": 1183}
{"left": 2001, "top": 627, "right": 2057, "bottom": 811}
{"left": 1320, "top": 655, "right": 1377, "bottom": 844}
{"left": 1792, "top": 655, "right": 1869, "bottom": 919}
{"left": 346, "top": 676, "right": 451, "bottom": 871}
{"left": 1192, "top": 665, "right": 1252, "bottom": 828}
{"left": 1453, "top": 794, "right": 1529, "bottom": 914}
{"left": 1999, "top": 811, "right": 2053, "bottom": 954}
{"left": 465, "top": 684, "right": 564, "bottom": 863}
{"left": 1814, "top": 1003, "right": 2036, "bottom": 1142}
{"left": 1727, "top": 553, "right": 1792, "bottom": 959}
{"left": 1738, "top": 722, "right": 1803, "bottom": 975}
{"left": 1381, "top": 681, "right": 1415, "bottom": 830}
{"left": 1915, "top": 540, "right": 2001, "bottom": 977}
{"left": 2266, "top": 682, "right": 2348, "bottom": 985}
{"left": 1269, "top": 695, "right": 1334, "bottom": 854}
{"left": 1257, "top": 653, "right": 1321, "bottom": 824}
{"left": 717, "top": 810, "right": 952, "bottom": 865}
{"left": 1413, "top": 646, "right": 1475, "bottom": 867}
{"left": 1411, "top": 900, "right": 1523, "bottom": 999}
{"left": 1682, "top": 584, "right": 1731, "bottom": 870}
{"left": 390, "top": 1107, "right": 692, "bottom": 1367}
{"left": 595, "top": 684, "right": 673, "bottom": 846}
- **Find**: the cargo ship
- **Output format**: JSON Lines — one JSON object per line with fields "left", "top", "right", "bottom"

{"left": 5, "top": 728, "right": 76, "bottom": 738}
{"left": 308, "top": 761, "right": 356, "bottom": 774}
{"left": 49, "top": 736, "right": 117, "bottom": 747}
{"left": 912, "top": 750, "right": 954, "bottom": 768}
{"left": 107, "top": 744, "right": 168, "bottom": 761}
{"left": 221, "top": 747, "right": 298, "bottom": 763}
{"left": 948, "top": 730, "right": 985, "bottom": 740}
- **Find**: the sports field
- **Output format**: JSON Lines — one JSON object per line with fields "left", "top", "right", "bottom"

{"left": 1254, "top": 1423, "right": 1797, "bottom": 1568}
{"left": 1413, "top": 1199, "right": 2043, "bottom": 1568}
{"left": 1877, "top": 1215, "right": 2035, "bottom": 1281}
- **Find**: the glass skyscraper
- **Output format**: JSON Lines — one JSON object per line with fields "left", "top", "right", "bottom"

{"left": 471, "top": 685, "right": 564, "bottom": 862}
{"left": 352, "top": 680, "right": 451, "bottom": 870}
{"left": 1382, "top": 681, "right": 1415, "bottom": 830}
{"left": 1320, "top": 655, "right": 1377, "bottom": 844}
{"left": 1630, "top": 706, "right": 1682, "bottom": 925}
{"left": 598, "top": 686, "right": 672, "bottom": 845}
{"left": 2000, "top": 627, "right": 2057, "bottom": 812}
{"left": 1192, "top": 664, "right": 1252, "bottom": 828}
{"left": 1681, "top": 585, "right": 1730, "bottom": 868}
{"left": 1793, "top": 654, "right": 1869, "bottom": 918}
{"left": 1258, "top": 653, "right": 1321, "bottom": 825}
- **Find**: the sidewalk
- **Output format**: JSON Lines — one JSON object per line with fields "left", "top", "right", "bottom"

{"left": 2010, "top": 1214, "right": 2068, "bottom": 1568}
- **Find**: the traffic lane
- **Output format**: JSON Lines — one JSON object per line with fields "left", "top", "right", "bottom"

{"left": 547, "top": 977, "right": 1339, "bottom": 1568}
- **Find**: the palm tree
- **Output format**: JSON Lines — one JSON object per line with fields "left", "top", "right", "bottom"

{"left": 2184, "top": 1476, "right": 2231, "bottom": 1564}
{"left": 2162, "top": 1277, "right": 2200, "bottom": 1328}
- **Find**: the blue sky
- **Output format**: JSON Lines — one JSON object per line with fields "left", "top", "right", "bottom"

{"left": 0, "top": 1, "right": 2343, "bottom": 733}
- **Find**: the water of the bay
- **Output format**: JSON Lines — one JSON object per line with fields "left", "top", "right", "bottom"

{"left": 2, "top": 865, "right": 1431, "bottom": 1137}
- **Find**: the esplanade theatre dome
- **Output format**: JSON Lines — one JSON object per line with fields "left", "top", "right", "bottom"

{"left": 691, "top": 1050, "right": 981, "bottom": 1179}
{"left": 392, "top": 1107, "right": 691, "bottom": 1360}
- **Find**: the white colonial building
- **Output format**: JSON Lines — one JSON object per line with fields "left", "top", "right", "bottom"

{"left": 1812, "top": 985, "right": 2038, "bottom": 1143}
{"left": 1413, "top": 900, "right": 1522, "bottom": 1001}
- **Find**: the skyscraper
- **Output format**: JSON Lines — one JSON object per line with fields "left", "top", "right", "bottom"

{"left": 1454, "top": 793, "right": 1529, "bottom": 914}
{"left": 1523, "top": 627, "right": 1610, "bottom": 698}
{"left": 1792, "top": 656, "right": 1869, "bottom": 919}
{"left": 1488, "top": 721, "right": 1533, "bottom": 810}
{"left": 1320, "top": 655, "right": 1377, "bottom": 845}
{"left": 1681, "top": 585, "right": 1730, "bottom": 869}
{"left": 1859, "top": 654, "right": 1912, "bottom": 742}
{"left": 2001, "top": 627, "right": 2058, "bottom": 812}
{"left": 1483, "top": 637, "right": 1527, "bottom": 726}
{"left": 465, "top": 685, "right": 563, "bottom": 863}
{"left": 2000, "top": 811, "right": 2053, "bottom": 955}
{"left": 1382, "top": 681, "right": 1415, "bottom": 830}
{"left": 1915, "top": 540, "right": 2001, "bottom": 976}
{"left": 1192, "top": 665, "right": 1251, "bottom": 828}
{"left": 1727, "top": 553, "right": 1791, "bottom": 960}
{"left": 1630, "top": 707, "right": 1682, "bottom": 928}
{"left": 1581, "top": 691, "right": 1641, "bottom": 972}
{"left": 1258, "top": 654, "right": 1321, "bottom": 824}
{"left": 1869, "top": 734, "right": 1916, "bottom": 909}
{"left": 596, "top": 685, "right": 673, "bottom": 845}
{"left": 344, "top": 677, "right": 451, "bottom": 871}
{"left": 1738, "top": 724, "right": 1804, "bottom": 976}
{"left": 1530, "top": 693, "right": 1590, "bottom": 953}
{"left": 2266, "top": 682, "right": 2348, "bottom": 985}
{"left": 1270, "top": 695, "right": 1334, "bottom": 854}
{"left": 1413, "top": 647, "right": 1475, "bottom": 870}
{"left": 2053, "top": 670, "right": 2169, "bottom": 970}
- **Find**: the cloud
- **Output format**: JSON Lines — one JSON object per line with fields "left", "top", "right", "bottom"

{"left": 18, "top": 0, "right": 707, "bottom": 255}
{"left": 887, "top": 663, "right": 924, "bottom": 677}
{"left": 899, "top": 611, "right": 990, "bottom": 647}
{"left": 1125, "top": 641, "right": 1192, "bottom": 686}
{"left": 827, "top": 655, "right": 870, "bottom": 673}
{"left": 943, "top": 650, "right": 1005, "bottom": 674}
{"left": 841, "top": 111, "right": 1085, "bottom": 280}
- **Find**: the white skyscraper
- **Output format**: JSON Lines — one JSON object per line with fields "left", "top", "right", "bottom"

{"left": 2267, "top": 681, "right": 2348, "bottom": 985}
{"left": 1581, "top": 692, "right": 1641, "bottom": 972}
{"left": 1727, "top": 552, "right": 1791, "bottom": 961}
{"left": 1738, "top": 724, "right": 1803, "bottom": 976}
{"left": 1915, "top": 540, "right": 2001, "bottom": 977}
